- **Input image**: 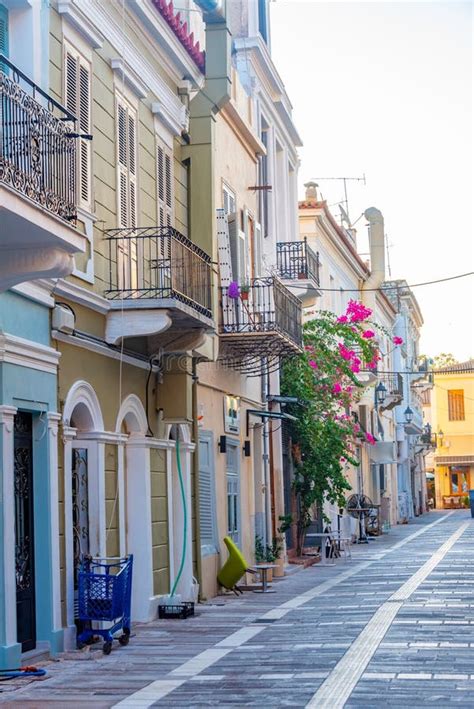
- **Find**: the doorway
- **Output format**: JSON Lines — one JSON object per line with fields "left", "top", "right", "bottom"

{"left": 14, "top": 411, "right": 36, "bottom": 652}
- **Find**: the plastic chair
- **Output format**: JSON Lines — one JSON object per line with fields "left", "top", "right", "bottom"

{"left": 217, "top": 536, "right": 254, "bottom": 595}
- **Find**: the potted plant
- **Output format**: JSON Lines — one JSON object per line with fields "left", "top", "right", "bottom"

{"left": 240, "top": 283, "right": 250, "bottom": 301}
{"left": 254, "top": 535, "right": 275, "bottom": 582}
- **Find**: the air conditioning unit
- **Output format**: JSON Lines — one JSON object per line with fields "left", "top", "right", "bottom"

{"left": 52, "top": 304, "right": 75, "bottom": 335}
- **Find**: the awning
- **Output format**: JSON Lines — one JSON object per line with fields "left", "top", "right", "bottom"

{"left": 369, "top": 441, "right": 397, "bottom": 464}
{"left": 246, "top": 409, "right": 297, "bottom": 436}
{"left": 435, "top": 455, "right": 474, "bottom": 466}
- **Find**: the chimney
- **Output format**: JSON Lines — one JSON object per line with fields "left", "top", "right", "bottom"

{"left": 304, "top": 181, "right": 318, "bottom": 201}
{"left": 364, "top": 207, "right": 385, "bottom": 287}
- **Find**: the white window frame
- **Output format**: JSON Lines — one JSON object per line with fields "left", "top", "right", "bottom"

{"left": 156, "top": 137, "right": 174, "bottom": 228}
{"left": 223, "top": 183, "right": 236, "bottom": 216}
{"left": 115, "top": 92, "right": 138, "bottom": 291}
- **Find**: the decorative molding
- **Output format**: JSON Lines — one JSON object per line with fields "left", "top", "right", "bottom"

{"left": 57, "top": 0, "right": 105, "bottom": 49}
{"left": 111, "top": 58, "right": 149, "bottom": 100}
{"left": 11, "top": 281, "right": 55, "bottom": 308}
{"left": 52, "top": 330, "right": 158, "bottom": 372}
{"left": 73, "top": 0, "right": 196, "bottom": 133}
{"left": 52, "top": 278, "right": 111, "bottom": 314}
{"left": 62, "top": 379, "right": 104, "bottom": 431}
{"left": 0, "top": 333, "right": 61, "bottom": 374}
{"left": 80, "top": 430, "right": 128, "bottom": 444}
{"left": 115, "top": 394, "right": 148, "bottom": 435}
{"left": 152, "top": 100, "right": 188, "bottom": 139}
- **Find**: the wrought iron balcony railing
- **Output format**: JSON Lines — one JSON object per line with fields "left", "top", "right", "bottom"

{"left": 104, "top": 226, "right": 212, "bottom": 319}
{"left": 219, "top": 277, "right": 303, "bottom": 372}
{"left": 379, "top": 373, "right": 404, "bottom": 400}
{"left": 276, "top": 239, "right": 320, "bottom": 286}
{"left": 0, "top": 55, "right": 78, "bottom": 222}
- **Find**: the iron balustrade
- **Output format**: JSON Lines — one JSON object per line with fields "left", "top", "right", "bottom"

{"left": 0, "top": 54, "right": 78, "bottom": 222}
{"left": 378, "top": 373, "right": 404, "bottom": 399}
{"left": 276, "top": 239, "right": 320, "bottom": 286}
{"left": 105, "top": 226, "right": 212, "bottom": 319}
{"left": 220, "top": 277, "right": 302, "bottom": 347}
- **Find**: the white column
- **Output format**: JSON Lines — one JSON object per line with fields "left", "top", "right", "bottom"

{"left": 62, "top": 425, "right": 76, "bottom": 647}
{"left": 126, "top": 436, "right": 153, "bottom": 622}
{"left": 47, "top": 413, "right": 62, "bottom": 634}
{"left": 0, "top": 406, "right": 18, "bottom": 648}
{"left": 166, "top": 446, "right": 175, "bottom": 588}
{"left": 117, "top": 443, "right": 126, "bottom": 557}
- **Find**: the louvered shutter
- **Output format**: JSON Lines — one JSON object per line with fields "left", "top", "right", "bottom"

{"left": 64, "top": 44, "right": 91, "bottom": 210}
{"left": 156, "top": 140, "right": 173, "bottom": 227}
{"left": 117, "top": 101, "right": 129, "bottom": 228}
{"left": 0, "top": 4, "right": 9, "bottom": 62}
{"left": 253, "top": 222, "right": 263, "bottom": 277}
{"left": 198, "top": 436, "right": 216, "bottom": 547}
{"left": 228, "top": 212, "right": 240, "bottom": 281}
{"left": 78, "top": 59, "right": 91, "bottom": 208}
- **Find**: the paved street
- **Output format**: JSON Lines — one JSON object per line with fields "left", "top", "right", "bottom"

{"left": 1, "top": 510, "right": 473, "bottom": 708}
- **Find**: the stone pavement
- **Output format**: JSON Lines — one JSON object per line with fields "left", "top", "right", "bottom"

{"left": 1, "top": 510, "right": 474, "bottom": 708}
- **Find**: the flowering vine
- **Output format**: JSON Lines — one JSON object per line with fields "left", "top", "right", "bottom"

{"left": 281, "top": 300, "right": 400, "bottom": 555}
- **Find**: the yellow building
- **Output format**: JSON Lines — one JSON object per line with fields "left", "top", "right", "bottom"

{"left": 432, "top": 360, "right": 474, "bottom": 508}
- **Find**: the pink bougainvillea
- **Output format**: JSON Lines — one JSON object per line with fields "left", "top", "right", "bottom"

{"left": 346, "top": 299, "right": 372, "bottom": 323}
{"left": 393, "top": 336, "right": 404, "bottom": 345}
{"left": 332, "top": 382, "right": 343, "bottom": 394}
{"left": 308, "top": 360, "right": 318, "bottom": 370}
{"left": 362, "top": 330, "right": 375, "bottom": 339}
{"left": 365, "top": 432, "right": 376, "bottom": 445}
{"left": 337, "top": 315, "right": 348, "bottom": 323}
{"left": 338, "top": 343, "right": 355, "bottom": 361}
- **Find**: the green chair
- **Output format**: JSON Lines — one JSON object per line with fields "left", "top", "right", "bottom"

{"left": 217, "top": 536, "right": 255, "bottom": 595}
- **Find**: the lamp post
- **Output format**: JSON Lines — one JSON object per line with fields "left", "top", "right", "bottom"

{"left": 437, "top": 429, "right": 444, "bottom": 448}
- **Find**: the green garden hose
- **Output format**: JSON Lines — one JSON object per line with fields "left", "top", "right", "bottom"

{"left": 170, "top": 437, "right": 187, "bottom": 598}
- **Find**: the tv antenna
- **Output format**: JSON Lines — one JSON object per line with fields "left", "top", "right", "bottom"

{"left": 310, "top": 174, "right": 366, "bottom": 226}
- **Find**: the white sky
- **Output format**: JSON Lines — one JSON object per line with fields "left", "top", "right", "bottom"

{"left": 270, "top": 0, "right": 473, "bottom": 361}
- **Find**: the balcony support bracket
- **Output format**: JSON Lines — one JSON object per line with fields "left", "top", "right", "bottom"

{"left": 0, "top": 247, "right": 74, "bottom": 292}
{"left": 105, "top": 309, "right": 172, "bottom": 345}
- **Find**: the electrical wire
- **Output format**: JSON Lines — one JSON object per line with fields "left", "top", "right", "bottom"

{"left": 290, "top": 271, "right": 474, "bottom": 293}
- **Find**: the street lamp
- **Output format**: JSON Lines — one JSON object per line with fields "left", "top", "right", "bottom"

{"left": 375, "top": 381, "right": 387, "bottom": 407}
{"left": 437, "top": 429, "right": 444, "bottom": 447}
{"left": 404, "top": 406, "right": 414, "bottom": 424}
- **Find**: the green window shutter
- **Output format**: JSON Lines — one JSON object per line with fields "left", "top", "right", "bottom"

{"left": 0, "top": 4, "right": 9, "bottom": 61}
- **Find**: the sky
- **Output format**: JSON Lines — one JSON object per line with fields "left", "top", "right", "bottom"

{"left": 270, "top": 0, "right": 473, "bottom": 361}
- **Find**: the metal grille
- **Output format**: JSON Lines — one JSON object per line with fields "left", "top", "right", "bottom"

{"left": 0, "top": 54, "right": 77, "bottom": 221}
{"left": 105, "top": 226, "right": 212, "bottom": 318}
{"left": 276, "top": 239, "right": 320, "bottom": 286}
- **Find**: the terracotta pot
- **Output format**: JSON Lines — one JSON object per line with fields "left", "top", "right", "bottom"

{"left": 240, "top": 291, "right": 249, "bottom": 301}
{"left": 273, "top": 557, "right": 285, "bottom": 577}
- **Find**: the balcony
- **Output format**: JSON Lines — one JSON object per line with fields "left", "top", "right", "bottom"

{"left": 0, "top": 55, "right": 86, "bottom": 290}
{"left": 379, "top": 373, "right": 404, "bottom": 411}
{"left": 276, "top": 239, "right": 322, "bottom": 305}
{"left": 219, "top": 277, "right": 303, "bottom": 374}
{"left": 104, "top": 226, "right": 214, "bottom": 350}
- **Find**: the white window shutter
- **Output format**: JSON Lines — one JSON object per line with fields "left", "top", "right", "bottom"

{"left": 65, "top": 44, "right": 91, "bottom": 211}
{"left": 116, "top": 97, "right": 137, "bottom": 229}
{"left": 228, "top": 212, "right": 240, "bottom": 281}
{"left": 254, "top": 222, "right": 263, "bottom": 277}
{"left": 156, "top": 140, "right": 173, "bottom": 228}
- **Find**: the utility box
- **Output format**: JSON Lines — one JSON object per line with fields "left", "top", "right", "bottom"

{"left": 52, "top": 304, "right": 75, "bottom": 334}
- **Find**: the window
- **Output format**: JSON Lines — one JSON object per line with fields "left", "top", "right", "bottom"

{"left": 64, "top": 42, "right": 91, "bottom": 211}
{"left": 226, "top": 441, "right": 240, "bottom": 546}
{"left": 223, "top": 184, "right": 236, "bottom": 215}
{"left": 448, "top": 389, "right": 465, "bottom": 421}
{"left": 157, "top": 139, "right": 173, "bottom": 227}
{"left": 450, "top": 467, "right": 469, "bottom": 495}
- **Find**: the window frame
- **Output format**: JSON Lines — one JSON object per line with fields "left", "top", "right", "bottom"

{"left": 447, "top": 389, "right": 465, "bottom": 421}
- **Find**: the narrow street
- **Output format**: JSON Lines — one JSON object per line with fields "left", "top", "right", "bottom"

{"left": 1, "top": 510, "right": 473, "bottom": 708}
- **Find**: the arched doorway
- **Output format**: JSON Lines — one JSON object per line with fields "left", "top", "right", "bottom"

{"left": 62, "top": 381, "right": 105, "bottom": 649}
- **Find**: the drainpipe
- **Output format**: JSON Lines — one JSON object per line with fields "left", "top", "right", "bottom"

{"left": 191, "top": 358, "right": 203, "bottom": 592}
{"left": 362, "top": 207, "right": 386, "bottom": 308}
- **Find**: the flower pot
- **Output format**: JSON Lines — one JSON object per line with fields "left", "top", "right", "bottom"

{"left": 240, "top": 291, "right": 249, "bottom": 301}
{"left": 273, "top": 557, "right": 285, "bottom": 577}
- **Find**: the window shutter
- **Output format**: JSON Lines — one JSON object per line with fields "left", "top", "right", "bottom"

{"left": 198, "top": 436, "right": 216, "bottom": 547}
{"left": 0, "top": 4, "right": 9, "bottom": 61}
{"left": 156, "top": 140, "right": 173, "bottom": 227}
{"left": 116, "top": 97, "right": 137, "bottom": 229}
{"left": 228, "top": 212, "right": 240, "bottom": 281}
{"left": 64, "top": 44, "right": 91, "bottom": 211}
{"left": 253, "top": 221, "right": 263, "bottom": 277}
